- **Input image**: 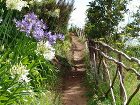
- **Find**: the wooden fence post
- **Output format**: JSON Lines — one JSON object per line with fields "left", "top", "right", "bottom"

{"left": 118, "top": 54, "right": 125, "bottom": 104}
{"left": 89, "top": 41, "right": 140, "bottom": 105}
{"left": 88, "top": 39, "right": 93, "bottom": 63}
{"left": 102, "top": 47, "right": 109, "bottom": 82}
{"left": 93, "top": 41, "right": 98, "bottom": 86}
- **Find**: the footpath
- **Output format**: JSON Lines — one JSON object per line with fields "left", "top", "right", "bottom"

{"left": 62, "top": 34, "right": 87, "bottom": 105}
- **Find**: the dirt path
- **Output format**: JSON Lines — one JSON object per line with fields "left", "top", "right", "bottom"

{"left": 62, "top": 34, "right": 87, "bottom": 105}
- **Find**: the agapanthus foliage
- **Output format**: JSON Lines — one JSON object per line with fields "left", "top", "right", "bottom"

{"left": 0, "top": 0, "right": 69, "bottom": 104}
{"left": 15, "top": 12, "right": 64, "bottom": 44}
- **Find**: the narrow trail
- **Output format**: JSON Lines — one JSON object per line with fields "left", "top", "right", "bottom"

{"left": 62, "top": 34, "right": 87, "bottom": 105}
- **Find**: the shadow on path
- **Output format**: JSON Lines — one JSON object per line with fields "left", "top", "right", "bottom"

{"left": 62, "top": 34, "right": 87, "bottom": 105}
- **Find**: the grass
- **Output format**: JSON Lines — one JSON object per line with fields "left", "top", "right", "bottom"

{"left": 83, "top": 44, "right": 140, "bottom": 105}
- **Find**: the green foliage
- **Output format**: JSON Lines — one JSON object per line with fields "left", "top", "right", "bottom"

{"left": 54, "top": 34, "right": 71, "bottom": 58}
{"left": 56, "top": 0, "right": 74, "bottom": 34}
{"left": 124, "top": 47, "right": 140, "bottom": 59}
{"left": 0, "top": 0, "right": 74, "bottom": 104}
{"left": 122, "top": 7, "right": 140, "bottom": 37}
{"left": 83, "top": 49, "right": 112, "bottom": 105}
{"left": 85, "top": 0, "right": 128, "bottom": 40}
{"left": 29, "top": 0, "right": 74, "bottom": 34}
{"left": 84, "top": 46, "right": 140, "bottom": 105}
{"left": 84, "top": 1, "right": 140, "bottom": 105}
{"left": 0, "top": 2, "right": 63, "bottom": 104}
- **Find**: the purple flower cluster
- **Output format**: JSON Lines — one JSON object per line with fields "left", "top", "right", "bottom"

{"left": 15, "top": 12, "right": 64, "bottom": 43}
{"left": 45, "top": 32, "right": 65, "bottom": 44}
{"left": 16, "top": 12, "right": 47, "bottom": 40}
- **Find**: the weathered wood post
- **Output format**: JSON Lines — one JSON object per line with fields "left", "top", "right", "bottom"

{"left": 91, "top": 40, "right": 98, "bottom": 86}
{"left": 87, "top": 39, "right": 93, "bottom": 62}
{"left": 118, "top": 54, "right": 125, "bottom": 104}
{"left": 102, "top": 46, "right": 109, "bottom": 82}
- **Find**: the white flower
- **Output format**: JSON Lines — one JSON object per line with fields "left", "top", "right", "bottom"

{"left": 0, "top": 44, "right": 4, "bottom": 51}
{"left": 19, "top": 74, "right": 30, "bottom": 83}
{"left": 10, "top": 63, "right": 30, "bottom": 83}
{"left": 16, "top": 1, "right": 28, "bottom": 11}
{"left": 35, "top": 0, "right": 43, "bottom": 2}
{"left": 6, "top": 0, "right": 28, "bottom": 11}
{"left": 43, "top": 51, "right": 55, "bottom": 61}
{"left": 7, "top": 87, "right": 12, "bottom": 93}
{"left": 29, "top": 0, "right": 43, "bottom": 5}
{"left": 48, "top": 9, "right": 60, "bottom": 17}
{"left": 10, "top": 63, "right": 28, "bottom": 76}
{"left": 54, "top": 9, "right": 60, "bottom": 17}
{"left": 36, "top": 41, "right": 55, "bottom": 60}
{"left": 0, "top": 17, "right": 2, "bottom": 23}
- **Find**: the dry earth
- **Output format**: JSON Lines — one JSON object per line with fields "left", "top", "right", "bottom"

{"left": 62, "top": 34, "right": 87, "bottom": 105}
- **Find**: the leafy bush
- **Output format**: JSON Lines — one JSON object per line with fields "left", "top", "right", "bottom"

{"left": 85, "top": 0, "right": 128, "bottom": 41}
{"left": 0, "top": 0, "right": 67, "bottom": 104}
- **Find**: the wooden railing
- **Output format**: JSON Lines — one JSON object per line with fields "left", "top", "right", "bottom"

{"left": 70, "top": 27, "right": 85, "bottom": 38}
{"left": 88, "top": 39, "right": 140, "bottom": 105}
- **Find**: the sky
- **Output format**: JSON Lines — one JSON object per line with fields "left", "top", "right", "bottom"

{"left": 69, "top": 0, "right": 91, "bottom": 28}
{"left": 69, "top": 0, "right": 140, "bottom": 28}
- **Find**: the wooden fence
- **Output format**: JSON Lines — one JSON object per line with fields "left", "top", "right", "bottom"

{"left": 88, "top": 39, "right": 140, "bottom": 105}
{"left": 70, "top": 27, "right": 85, "bottom": 38}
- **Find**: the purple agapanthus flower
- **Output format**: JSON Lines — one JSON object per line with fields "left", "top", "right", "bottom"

{"left": 24, "top": 12, "right": 38, "bottom": 25}
{"left": 57, "top": 34, "right": 65, "bottom": 40}
{"left": 15, "top": 12, "right": 64, "bottom": 43}
{"left": 45, "top": 32, "right": 57, "bottom": 44}
{"left": 44, "top": 32, "right": 65, "bottom": 44}
{"left": 32, "top": 28, "right": 44, "bottom": 41}
{"left": 15, "top": 12, "right": 47, "bottom": 41}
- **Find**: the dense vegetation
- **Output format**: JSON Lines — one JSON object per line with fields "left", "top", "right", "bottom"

{"left": 0, "top": 0, "right": 74, "bottom": 104}
{"left": 0, "top": 0, "right": 139, "bottom": 104}
{"left": 85, "top": 0, "right": 140, "bottom": 105}
{"left": 85, "top": 0, "right": 128, "bottom": 40}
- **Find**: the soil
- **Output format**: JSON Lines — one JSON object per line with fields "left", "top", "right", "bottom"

{"left": 62, "top": 34, "right": 87, "bottom": 105}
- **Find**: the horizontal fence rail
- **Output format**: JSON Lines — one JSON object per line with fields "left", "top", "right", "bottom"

{"left": 87, "top": 39, "right": 140, "bottom": 105}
